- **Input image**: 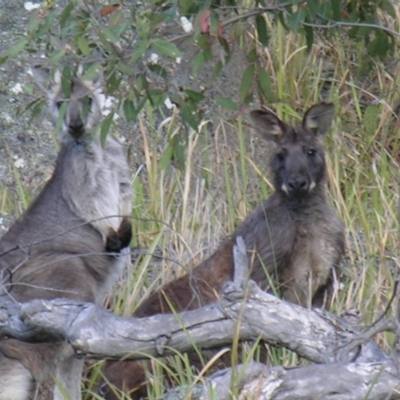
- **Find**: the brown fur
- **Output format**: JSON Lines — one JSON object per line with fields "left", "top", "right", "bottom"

{"left": 0, "top": 70, "right": 132, "bottom": 400}
{"left": 100, "top": 103, "right": 345, "bottom": 399}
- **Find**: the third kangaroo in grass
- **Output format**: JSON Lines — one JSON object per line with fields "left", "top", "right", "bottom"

{"left": 0, "top": 68, "right": 132, "bottom": 400}
{"left": 101, "top": 103, "right": 345, "bottom": 399}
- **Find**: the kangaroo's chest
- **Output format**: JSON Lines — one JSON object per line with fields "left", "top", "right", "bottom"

{"left": 291, "top": 221, "right": 337, "bottom": 278}
{"left": 277, "top": 212, "right": 341, "bottom": 305}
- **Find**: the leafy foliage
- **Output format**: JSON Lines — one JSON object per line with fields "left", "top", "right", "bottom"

{"left": 1, "top": 0, "right": 397, "bottom": 167}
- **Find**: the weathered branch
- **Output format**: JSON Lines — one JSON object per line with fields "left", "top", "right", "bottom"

{"left": 1, "top": 237, "right": 399, "bottom": 399}
{"left": 198, "top": 359, "right": 400, "bottom": 400}
{"left": 0, "top": 253, "right": 391, "bottom": 364}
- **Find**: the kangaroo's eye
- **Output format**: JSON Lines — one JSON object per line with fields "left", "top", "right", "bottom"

{"left": 307, "top": 149, "right": 316, "bottom": 157}
{"left": 276, "top": 152, "right": 285, "bottom": 162}
{"left": 82, "top": 97, "right": 93, "bottom": 111}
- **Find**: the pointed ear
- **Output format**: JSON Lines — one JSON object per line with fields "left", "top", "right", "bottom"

{"left": 91, "top": 70, "right": 104, "bottom": 91}
{"left": 250, "top": 108, "right": 286, "bottom": 142}
{"left": 80, "top": 67, "right": 104, "bottom": 91}
{"left": 30, "top": 66, "right": 61, "bottom": 93}
{"left": 30, "top": 66, "right": 51, "bottom": 92}
{"left": 302, "top": 102, "right": 334, "bottom": 137}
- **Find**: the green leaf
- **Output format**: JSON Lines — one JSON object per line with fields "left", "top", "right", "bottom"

{"left": 48, "top": 48, "right": 66, "bottom": 63}
{"left": 110, "top": 9, "right": 124, "bottom": 26}
{"left": 179, "top": 0, "right": 193, "bottom": 15}
{"left": 239, "top": 64, "right": 255, "bottom": 102}
{"left": 247, "top": 48, "right": 257, "bottom": 63}
{"left": 106, "top": 72, "right": 121, "bottom": 94}
{"left": 173, "top": 140, "right": 185, "bottom": 169}
{"left": 192, "top": 51, "right": 204, "bottom": 77}
{"left": 287, "top": 8, "right": 306, "bottom": 32}
{"left": 367, "top": 30, "right": 392, "bottom": 57}
{"left": 148, "top": 63, "right": 167, "bottom": 78}
{"left": 29, "top": 100, "right": 46, "bottom": 121}
{"left": 243, "top": 93, "right": 253, "bottom": 105}
{"left": 0, "top": 55, "right": 8, "bottom": 65}
{"left": 210, "top": 60, "right": 223, "bottom": 84}
{"left": 184, "top": 89, "right": 204, "bottom": 102}
{"left": 103, "top": 24, "right": 127, "bottom": 43}
{"left": 331, "top": 0, "right": 341, "bottom": 20}
{"left": 103, "top": 27, "right": 119, "bottom": 43}
{"left": 363, "top": 104, "right": 380, "bottom": 136}
{"left": 380, "top": 0, "right": 395, "bottom": 17}
{"left": 169, "top": 93, "right": 182, "bottom": 107}
{"left": 27, "top": 17, "right": 40, "bottom": 37}
{"left": 37, "top": 11, "right": 56, "bottom": 37}
{"left": 116, "top": 62, "right": 134, "bottom": 74}
{"left": 61, "top": 66, "right": 72, "bottom": 98}
{"left": 257, "top": 67, "right": 274, "bottom": 102}
{"left": 135, "top": 74, "right": 147, "bottom": 92}
{"left": 147, "top": 89, "right": 167, "bottom": 107}
{"left": 215, "top": 96, "right": 238, "bottom": 110}
{"left": 305, "top": 0, "right": 319, "bottom": 18}
{"left": 131, "top": 40, "right": 149, "bottom": 62}
{"left": 159, "top": 143, "right": 174, "bottom": 170}
{"left": 181, "top": 104, "right": 198, "bottom": 131}
{"left": 255, "top": 15, "right": 268, "bottom": 46}
{"left": 100, "top": 112, "right": 114, "bottom": 146}
{"left": 60, "top": 2, "right": 74, "bottom": 28}
{"left": 78, "top": 36, "right": 90, "bottom": 56}
{"left": 123, "top": 100, "right": 136, "bottom": 122}
{"left": 24, "top": 98, "right": 46, "bottom": 122}
{"left": 151, "top": 39, "right": 181, "bottom": 59}
{"left": 82, "top": 63, "right": 103, "bottom": 80}
{"left": 303, "top": 22, "right": 314, "bottom": 50}
{"left": 55, "top": 102, "right": 67, "bottom": 134}
{"left": 218, "top": 35, "right": 231, "bottom": 56}
{"left": 7, "top": 37, "right": 28, "bottom": 56}
{"left": 209, "top": 11, "right": 219, "bottom": 36}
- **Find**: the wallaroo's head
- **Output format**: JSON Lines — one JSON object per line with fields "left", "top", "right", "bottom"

{"left": 31, "top": 66, "right": 103, "bottom": 141}
{"left": 250, "top": 103, "right": 335, "bottom": 198}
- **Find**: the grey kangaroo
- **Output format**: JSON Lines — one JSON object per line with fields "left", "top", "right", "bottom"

{"left": 100, "top": 103, "right": 345, "bottom": 399}
{"left": 0, "top": 68, "right": 132, "bottom": 400}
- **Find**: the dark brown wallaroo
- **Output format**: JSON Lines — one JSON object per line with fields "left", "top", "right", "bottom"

{"left": 101, "top": 103, "right": 345, "bottom": 399}
{"left": 0, "top": 69, "right": 132, "bottom": 400}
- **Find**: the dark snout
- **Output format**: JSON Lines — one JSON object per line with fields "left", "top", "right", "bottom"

{"left": 287, "top": 175, "right": 307, "bottom": 191}
{"left": 68, "top": 119, "right": 85, "bottom": 139}
{"left": 282, "top": 171, "right": 315, "bottom": 196}
{"left": 65, "top": 99, "right": 88, "bottom": 139}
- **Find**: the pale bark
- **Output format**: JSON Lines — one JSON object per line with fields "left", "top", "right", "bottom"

{"left": 0, "top": 237, "right": 399, "bottom": 399}
{"left": 199, "top": 360, "right": 400, "bottom": 400}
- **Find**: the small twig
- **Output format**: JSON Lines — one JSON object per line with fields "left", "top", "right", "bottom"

{"left": 302, "top": 17, "right": 400, "bottom": 39}
{"left": 368, "top": 276, "right": 400, "bottom": 331}
{"left": 337, "top": 317, "right": 395, "bottom": 362}
{"left": 170, "top": 3, "right": 292, "bottom": 43}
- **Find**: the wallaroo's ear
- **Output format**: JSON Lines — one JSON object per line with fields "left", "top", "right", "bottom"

{"left": 30, "top": 65, "right": 62, "bottom": 93}
{"left": 250, "top": 108, "right": 286, "bottom": 142}
{"left": 91, "top": 69, "right": 104, "bottom": 91}
{"left": 302, "top": 102, "right": 335, "bottom": 137}
{"left": 30, "top": 66, "right": 51, "bottom": 92}
{"left": 79, "top": 66, "right": 104, "bottom": 91}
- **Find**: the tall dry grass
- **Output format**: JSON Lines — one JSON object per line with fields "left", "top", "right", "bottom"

{"left": 1, "top": 7, "right": 399, "bottom": 400}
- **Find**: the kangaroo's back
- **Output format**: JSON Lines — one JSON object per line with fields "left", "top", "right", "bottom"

{"left": 101, "top": 103, "right": 345, "bottom": 399}
{"left": 0, "top": 68, "right": 132, "bottom": 400}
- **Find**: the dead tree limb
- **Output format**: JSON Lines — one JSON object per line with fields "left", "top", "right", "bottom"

{"left": 198, "top": 359, "right": 400, "bottom": 400}
{"left": 0, "top": 237, "right": 399, "bottom": 399}
{"left": 0, "top": 238, "right": 390, "bottom": 365}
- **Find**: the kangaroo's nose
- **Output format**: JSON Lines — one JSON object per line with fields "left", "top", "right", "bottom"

{"left": 68, "top": 119, "right": 85, "bottom": 138}
{"left": 287, "top": 176, "right": 307, "bottom": 191}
